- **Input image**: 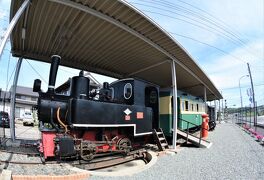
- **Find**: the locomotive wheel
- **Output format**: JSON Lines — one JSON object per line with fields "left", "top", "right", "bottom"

{"left": 117, "top": 138, "right": 132, "bottom": 153}
{"left": 80, "top": 142, "right": 97, "bottom": 161}
{"left": 81, "top": 152, "right": 95, "bottom": 161}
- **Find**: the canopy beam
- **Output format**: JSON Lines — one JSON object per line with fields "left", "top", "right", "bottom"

{"left": 10, "top": 57, "right": 23, "bottom": 141}
{"left": 0, "top": 0, "right": 30, "bottom": 60}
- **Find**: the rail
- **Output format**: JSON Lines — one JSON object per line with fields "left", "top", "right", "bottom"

{"left": 0, "top": 147, "right": 149, "bottom": 170}
{"left": 178, "top": 118, "right": 209, "bottom": 147}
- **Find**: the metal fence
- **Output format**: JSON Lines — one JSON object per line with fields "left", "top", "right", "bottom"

{"left": 234, "top": 106, "right": 257, "bottom": 127}
{"left": 0, "top": 123, "right": 5, "bottom": 145}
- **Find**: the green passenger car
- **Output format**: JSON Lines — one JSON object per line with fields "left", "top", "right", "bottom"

{"left": 159, "top": 90, "right": 206, "bottom": 137}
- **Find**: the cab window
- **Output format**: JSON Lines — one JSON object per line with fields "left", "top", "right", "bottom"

{"left": 124, "top": 83, "right": 132, "bottom": 99}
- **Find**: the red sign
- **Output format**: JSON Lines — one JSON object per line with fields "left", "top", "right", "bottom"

{"left": 137, "top": 112, "right": 144, "bottom": 119}
{"left": 125, "top": 115, "right": 130, "bottom": 121}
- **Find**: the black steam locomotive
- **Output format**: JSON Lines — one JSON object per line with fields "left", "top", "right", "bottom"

{"left": 34, "top": 55, "right": 159, "bottom": 160}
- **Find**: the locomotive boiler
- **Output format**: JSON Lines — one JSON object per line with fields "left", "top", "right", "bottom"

{"left": 34, "top": 55, "right": 159, "bottom": 160}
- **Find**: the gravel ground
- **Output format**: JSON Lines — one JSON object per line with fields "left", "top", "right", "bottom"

{"left": 2, "top": 163, "right": 76, "bottom": 175}
{"left": 0, "top": 150, "right": 78, "bottom": 175}
{"left": 1, "top": 122, "right": 263, "bottom": 178}
{"left": 89, "top": 122, "right": 264, "bottom": 180}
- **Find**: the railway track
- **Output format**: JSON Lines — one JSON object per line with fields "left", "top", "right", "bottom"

{"left": 73, "top": 149, "right": 149, "bottom": 170}
{"left": 0, "top": 148, "right": 150, "bottom": 170}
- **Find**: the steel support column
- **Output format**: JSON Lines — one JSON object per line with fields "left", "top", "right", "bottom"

{"left": 204, "top": 86, "right": 207, "bottom": 113}
{"left": 214, "top": 100, "right": 216, "bottom": 121}
{"left": 247, "top": 63, "right": 256, "bottom": 126}
{"left": 221, "top": 99, "right": 224, "bottom": 121}
{"left": 10, "top": 57, "right": 23, "bottom": 141}
{"left": 171, "top": 60, "right": 178, "bottom": 150}
{"left": 0, "top": 0, "right": 30, "bottom": 59}
{"left": 218, "top": 99, "right": 221, "bottom": 122}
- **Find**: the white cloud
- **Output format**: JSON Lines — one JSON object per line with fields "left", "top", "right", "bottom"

{"left": 196, "top": 0, "right": 264, "bottom": 34}
{"left": 205, "top": 40, "right": 264, "bottom": 89}
{"left": 205, "top": 39, "right": 264, "bottom": 106}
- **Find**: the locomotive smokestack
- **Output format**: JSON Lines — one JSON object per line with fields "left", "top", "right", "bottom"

{"left": 48, "top": 55, "right": 61, "bottom": 93}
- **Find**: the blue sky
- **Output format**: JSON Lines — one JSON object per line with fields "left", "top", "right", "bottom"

{"left": 0, "top": 0, "right": 263, "bottom": 108}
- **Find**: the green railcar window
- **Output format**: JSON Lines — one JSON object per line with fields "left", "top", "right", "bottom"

{"left": 181, "top": 101, "right": 185, "bottom": 111}
{"left": 196, "top": 104, "right": 199, "bottom": 112}
{"left": 185, "top": 101, "right": 189, "bottom": 111}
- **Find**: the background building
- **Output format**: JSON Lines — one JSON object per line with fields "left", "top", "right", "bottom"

{"left": 0, "top": 89, "right": 11, "bottom": 114}
{"left": 0, "top": 86, "right": 38, "bottom": 119}
{"left": 0, "top": 73, "right": 101, "bottom": 119}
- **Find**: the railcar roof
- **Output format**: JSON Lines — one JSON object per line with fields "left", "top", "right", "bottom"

{"left": 10, "top": 0, "right": 222, "bottom": 101}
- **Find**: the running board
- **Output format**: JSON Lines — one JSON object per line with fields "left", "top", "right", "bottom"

{"left": 177, "top": 129, "right": 212, "bottom": 148}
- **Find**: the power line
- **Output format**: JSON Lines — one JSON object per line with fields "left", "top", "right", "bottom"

{"left": 168, "top": 32, "right": 246, "bottom": 63}
{"left": 172, "top": 0, "right": 252, "bottom": 42}
{"left": 6, "top": 66, "right": 16, "bottom": 90}
{"left": 139, "top": 9, "right": 244, "bottom": 62}
{"left": 59, "top": 67, "right": 77, "bottom": 75}
{"left": 26, "top": 60, "right": 48, "bottom": 84}
{"left": 133, "top": 3, "right": 244, "bottom": 45}
{"left": 129, "top": 0, "right": 263, "bottom": 61}
{"left": 135, "top": 10, "right": 248, "bottom": 63}
{"left": 222, "top": 83, "right": 264, "bottom": 90}
{"left": 130, "top": 1, "right": 259, "bottom": 63}
{"left": 151, "top": 0, "right": 261, "bottom": 57}
{"left": 131, "top": 2, "right": 246, "bottom": 48}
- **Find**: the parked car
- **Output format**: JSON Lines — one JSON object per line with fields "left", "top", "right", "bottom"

{"left": 0, "top": 111, "right": 10, "bottom": 128}
{"left": 23, "top": 112, "right": 34, "bottom": 126}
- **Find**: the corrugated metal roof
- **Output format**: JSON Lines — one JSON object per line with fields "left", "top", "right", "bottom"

{"left": 10, "top": 0, "right": 222, "bottom": 100}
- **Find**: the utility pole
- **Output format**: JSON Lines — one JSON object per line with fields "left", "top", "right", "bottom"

{"left": 247, "top": 63, "right": 257, "bottom": 126}
{"left": 222, "top": 99, "right": 224, "bottom": 121}
{"left": 225, "top": 100, "right": 227, "bottom": 120}
{"left": 218, "top": 100, "right": 221, "bottom": 122}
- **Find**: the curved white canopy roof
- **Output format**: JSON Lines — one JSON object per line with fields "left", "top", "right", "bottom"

{"left": 10, "top": 0, "right": 222, "bottom": 100}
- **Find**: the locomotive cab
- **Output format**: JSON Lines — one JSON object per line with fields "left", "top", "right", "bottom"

{"left": 68, "top": 78, "right": 159, "bottom": 135}
{"left": 110, "top": 79, "right": 159, "bottom": 130}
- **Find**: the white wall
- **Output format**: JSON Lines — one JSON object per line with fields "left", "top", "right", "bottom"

{"left": 0, "top": 102, "right": 11, "bottom": 114}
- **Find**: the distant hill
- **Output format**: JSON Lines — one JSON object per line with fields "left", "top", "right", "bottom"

{"left": 227, "top": 105, "right": 264, "bottom": 116}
